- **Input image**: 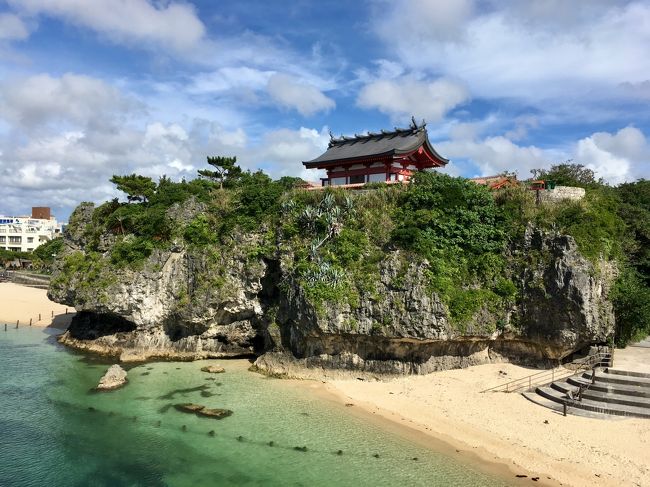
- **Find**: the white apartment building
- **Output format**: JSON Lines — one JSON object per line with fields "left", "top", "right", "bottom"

{"left": 0, "top": 208, "right": 64, "bottom": 253}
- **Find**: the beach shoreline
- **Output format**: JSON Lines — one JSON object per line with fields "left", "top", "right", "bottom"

{"left": 295, "top": 377, "right": 560, "bottom": 486}
{"left": 311, "top": 364, "right": 649, "bottom": 487}
{"left": 0, "top": 282, "right": 73, "bottom": 330}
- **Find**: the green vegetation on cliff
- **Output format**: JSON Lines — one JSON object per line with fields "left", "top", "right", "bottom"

{"left": 60, "top": 160, "right": 650, "bottom": 345}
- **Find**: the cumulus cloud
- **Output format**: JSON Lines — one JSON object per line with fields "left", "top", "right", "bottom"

{"left": 371, "top": 0, "right": 650, "bottom": 106}
{"left": 575, "top": 126, "right": 650, "bottom": 184}
{"left": 0, "top": 106, "right": 329, "bottom": 218}
{"left": 0, "top": 73, "right": 140, "bottom": 129}
{"left": 436, "top": 123, "right": 650, "bottom": 184}
{"left": 248, "top": 126, "right": 329, "bottom": 180}
{"left": 7, "top": 0, "right": 206, "bottom": 53}
{"left": 438, "top": 134, "right": 556, "bottom": 178}
{"left": 0, "top": 13, "right": 30, "bottom": 40}
{"left": 374, "top": 0, "right": 473, "bottom": 43}
{"left": 357, "top": 77, "right": 469, "bottom": 122}
{"left": 266, "top": 73, "right": 335, "bottom": 117}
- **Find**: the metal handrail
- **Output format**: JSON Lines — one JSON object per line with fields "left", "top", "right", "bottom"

{"left": 480, "top": 351, "right": 612, "bottom": 394}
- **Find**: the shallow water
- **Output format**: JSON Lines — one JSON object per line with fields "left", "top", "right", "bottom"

{"left": 0, "top": 327, "right": 513, "bottom": 486}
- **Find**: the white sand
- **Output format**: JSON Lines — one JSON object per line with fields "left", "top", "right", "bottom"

{"left": 325, "top": 362, "right": 650, "bottom": 487}
{"left": 0, "top": 282, "right": 73, "bottom": 329}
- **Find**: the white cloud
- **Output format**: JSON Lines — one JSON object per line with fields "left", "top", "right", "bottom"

{"left": 0, "top": 110, "right": 330, "bottom": 218}
{"left": 375, "top": 0, "right": 473, "bottom": 43}
{"left": 0, "top": 73, "right": 139, "bottom": 129}
{"left": 266, "top": 73, "right": 335, "bottom": 116}
{"left": 8, "top": 0, "right": 206, "bottom": 53}
{"left": 436, "top": 123, "right": 650, "bottom": 184}
{"left": 372, "top": 1, "right": 650, "bottom": 106}
{"left": 250, "top": 126, "right": 329, "bottom": 180}
{"left": 189, "top": 67, "right": 273, "bottom": 94}
{"left": 504, "top": 116, "right": 539, "bottom": 142}
{"left": 0, "top": 13, "right": 30, "bottom": 40}
{"left": 575, "top": 126, "right": 649, "bottom": 184}
{"left": 357, "top": 77, "right": 469, "bottom": 122}
{"left": 438, "top": 134, "right": 555, "bottom": 178}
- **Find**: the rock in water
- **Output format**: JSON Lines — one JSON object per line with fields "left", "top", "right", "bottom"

{"left": 197, "top": 407, "right": 233, "bottom": 419}
{"left": 96, "top": 364, "right": 128, "bottom": 390}
{"left": 174, "top": 403, "right": 233, "bottom": 419}
{"left": 175, "top": 403, "right": 204, "bottom": 413}
{"left": 200, "top": 365, "right": 225, "bottom": 374}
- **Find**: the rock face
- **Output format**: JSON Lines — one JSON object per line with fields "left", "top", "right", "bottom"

{"left": 50, "top": 202, "right": 616, "bottom": 375}
{"left": 517, "top": 227, "right": 615, "bottom": 358}
{"left": 96, "top": 364, "right": 128, "bottom": 390}
{"left": 50, "top": 201, "right": 266, "bottom": 362}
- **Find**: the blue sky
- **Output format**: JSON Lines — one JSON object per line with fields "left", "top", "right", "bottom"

{"left": 0, "top": 0, "right": 649, "bottom": 221}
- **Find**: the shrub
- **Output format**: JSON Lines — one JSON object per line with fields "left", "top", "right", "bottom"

{"left": 611, "top": 267, "right": 650, "bottom": 347}
{"left": 391, "top": 172, "right": 509, "bottom": 326}
{"left": 110, "top": 237, "right": 155, "bottom": 265}
{"left": 184, "top": 215, "right": 217, "bottom": 246}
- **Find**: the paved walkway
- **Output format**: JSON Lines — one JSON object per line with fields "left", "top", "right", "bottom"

{"left": 613, "top": 336, "right": 650, "bottom": 374}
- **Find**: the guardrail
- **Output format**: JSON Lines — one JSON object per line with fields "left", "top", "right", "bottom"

{"left": 480, "top": 350, "right": 613, "bottom": 394}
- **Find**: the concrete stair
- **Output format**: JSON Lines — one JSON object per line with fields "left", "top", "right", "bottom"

{"left": 630, "top": 337, "right": 650, "bottom": 349}
{"left": 4, "top": 270, "right": 50, "bottom": 289}
{"left": 531, "top": 367, "right": 650, "bottom": 419}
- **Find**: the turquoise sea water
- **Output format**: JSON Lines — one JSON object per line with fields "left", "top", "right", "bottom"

{"left": 0, "top": 327, "right": 512, "bottom": 486}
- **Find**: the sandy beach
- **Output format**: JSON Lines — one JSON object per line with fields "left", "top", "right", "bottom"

{"left": 0, "top": 282, "right": 73, "bottom": 329}
{"left": 322, "top": 362, "right": 650, "bottom": 487}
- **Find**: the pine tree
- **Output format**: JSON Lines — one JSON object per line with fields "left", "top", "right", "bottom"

{"left": 198, "top": 156, "right": 241, "bottom": 189}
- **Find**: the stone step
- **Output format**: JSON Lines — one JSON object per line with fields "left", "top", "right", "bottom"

{"left": 557, "top": 378, "right": 650, "bottom": 408}
{"left": 582, "top": 370, "right": 650, "bottom": 388}
{"left": 567, "top": 376, "right": 650, "bottom": 398}
{"left": 521, "top": 392, "right": 613, "bottom": 419}
{"left": 535, "top": 386, "right": 650, "bottom": 418}
{"left": 606, "top": 368, "right": 650, "bottom": 380}
{"left": 550, "top": 380, "right": 578, "bottom": 395}
{"left": 581, "top": 389, "right": 650, "bottom": 409}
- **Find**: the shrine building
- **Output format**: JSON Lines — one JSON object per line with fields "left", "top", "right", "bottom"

{"left": 303, "top": 119, "right": 448, "bottom": 187}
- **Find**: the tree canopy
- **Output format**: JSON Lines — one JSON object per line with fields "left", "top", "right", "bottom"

{"left": 530, "top": 161, "right": 602, "bottom": 187}
{"left": 198, "top": 156, "right": 242, "bottom": 189}
{"left": 110, "top": 174, "right": 157, "bottom": 203}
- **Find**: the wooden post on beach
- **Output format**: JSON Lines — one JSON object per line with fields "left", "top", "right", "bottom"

{"left": 29, "top": 318, "right": 32, "bottom": 326}
{"left": 563, "top": 402, "right": 567, "bottom": 417}
{"left": 16, "top": 320, "right": 19, "bottom": 329}
{"left": 65, "top": 308, "right": 68, "bottom": 315}
{"left": 39, "top": 313, "right": 41, "bottom": 321}
{"left": 4, "top": 323, "right": 6, "bottom": 331}
{"left": 51, "top": 310, "right": 54, "bottom": 318}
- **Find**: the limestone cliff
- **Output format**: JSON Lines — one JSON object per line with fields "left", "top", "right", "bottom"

{"left": 50, "top": 201, "right": 615, "bottom": 373}
{"left": 50, "top": 201, "right": 267, "bottom": 361}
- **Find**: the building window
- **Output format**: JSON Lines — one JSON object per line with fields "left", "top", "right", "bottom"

{"left": 27, "top": 237, "right": 34, "bottom": 243}
{"left": 9, "top": 236, "right": 21, "bottom": 244}
{"left": 368, "top": 173, "right": 386, "bottom": 183}
{"left": 349, "top": 174, "right": 365, "bottom": 184}
{"left": 0, "top": 236, "right": 5, "bottom": 243}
